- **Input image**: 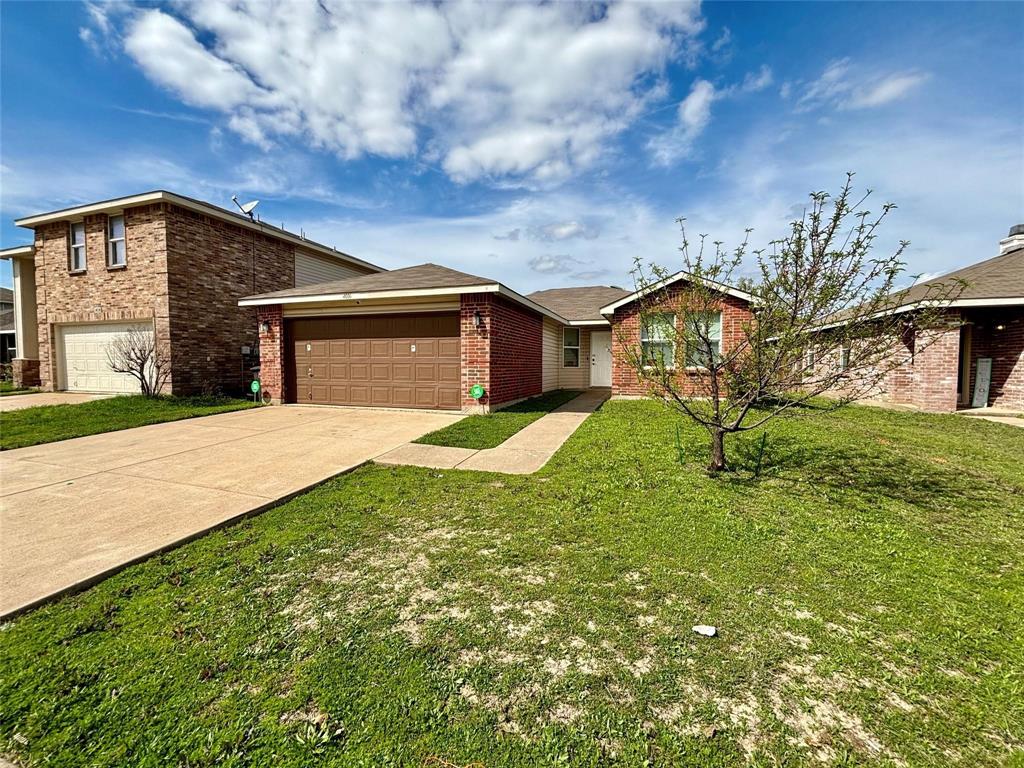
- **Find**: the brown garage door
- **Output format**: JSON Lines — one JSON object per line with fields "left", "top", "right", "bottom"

{"left": 287, "top": 313, "right": 461, "bottom": 410}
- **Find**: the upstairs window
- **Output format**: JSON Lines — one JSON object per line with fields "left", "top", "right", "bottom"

{"left": 641, "top": 313, "right": 676, "bottom": 367}
{"left": 107, "top": 214, "right": 126, "bottom": 268}
{"left": 805, "top": 349, "right": 816, "bottom": 370}
{"left": 563, "top": 328, "right": 580, "bottom": 367}
{"left": 69, "top": 222, "right": 86, "bottom": 272}
{"left": 684, "top": 311, "right": 722, "bottom": 368}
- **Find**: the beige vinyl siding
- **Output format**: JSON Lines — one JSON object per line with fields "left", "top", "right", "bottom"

{"left": 294, "top": 249, "right": 372, "bottom": 287}
{"left": 559, "top": 328, "right": 591, "bottom": 389}
{"left": 541, "top": 318, "right": 561, "bottom": 392}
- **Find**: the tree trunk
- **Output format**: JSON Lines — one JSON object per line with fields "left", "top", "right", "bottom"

{"left": 708, "top": 428, "right": 727, "bottom": 474}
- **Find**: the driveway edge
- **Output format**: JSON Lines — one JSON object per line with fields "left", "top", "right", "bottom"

{"left": 0, "top": 460, "right": 371, "bottom": 622}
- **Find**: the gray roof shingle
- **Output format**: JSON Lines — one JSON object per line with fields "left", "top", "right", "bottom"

{"left": 527, "top": 286, "right": 631, "bottom": 322}
{"left": 898, "top": 246, "right": 1024, "bottom": 304}
{"left": 241, "top": 263, "right": 498, "bottom": 302}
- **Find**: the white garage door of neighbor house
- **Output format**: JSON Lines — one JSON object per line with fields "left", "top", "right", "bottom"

{"left": 59, "top": 323, "right": 153, "bottom": 393}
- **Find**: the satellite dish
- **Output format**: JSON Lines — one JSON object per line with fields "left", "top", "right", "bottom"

{"left": 231, "top": 195, "right": 260, "bottom": 219}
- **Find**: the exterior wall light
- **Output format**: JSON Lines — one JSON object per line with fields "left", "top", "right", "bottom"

{"left": 473, "top": 310, "right": 483, "bottom": 328}
{"left": 995, "top": 324, "right": 1006, "bottom": 331}
{"left": 259, "top": 320, "right": 271, "bottom": 334}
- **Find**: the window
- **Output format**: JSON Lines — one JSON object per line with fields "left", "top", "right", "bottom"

{"left": 69, "top": 222, "right": 86, "bottom": 272}
{"left": 107, "top": 214, "right": 126, "bottom": 268}
{"left": 805, "top": 349, "right": 816, "bottom": 370}
{"left": 641, "top": 313, "right": 676, "bottom": 367}
{"left": 839, "top": 343, "right": 851, "bottom": 371}
{"left": 562, "top": 328, "right": 580, "bottom": 367}
{"left": 683, "top": 311, "right": 722, "bottom": 368}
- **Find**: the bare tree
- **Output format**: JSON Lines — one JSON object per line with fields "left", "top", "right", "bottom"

{"left": 106, "top": 327, "right": 171, "bottom": 397}
{"left": 619, "top": 174, "right": 964, "bottom": 474}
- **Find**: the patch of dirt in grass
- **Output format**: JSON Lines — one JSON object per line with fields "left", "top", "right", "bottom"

{"left": 285, "top": 520, "right": 924, "bottom": 765}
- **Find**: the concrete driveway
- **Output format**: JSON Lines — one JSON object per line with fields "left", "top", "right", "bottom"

{"left": 0, "top": 405, "right": 462, "bottom": 617}
{"left": 0, "top": 391, "right": 110, "bottom": 412}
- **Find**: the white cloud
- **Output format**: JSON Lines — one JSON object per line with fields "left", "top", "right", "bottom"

{"left": 648, "top": 64, "right": 772, "bottom": 165}
{"left": 528, "top": 254, "right": 582, "bottom": 274}
{"left": 101, "top": 1, "right": 703, "bottom": 185}
{"left": 797, "top": 59, "right": 929, "bottom": 111}
{"left": 846, "top": 72, "right": 930, "bottom": 109}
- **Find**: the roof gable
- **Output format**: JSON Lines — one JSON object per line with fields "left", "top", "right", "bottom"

{"left": 599, "top": 271, "right": 755, "bottom": 316}
{"left": 527, "top": 286, "right": 631, "bottom": 322}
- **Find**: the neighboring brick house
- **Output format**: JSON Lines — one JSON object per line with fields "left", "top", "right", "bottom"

{"left": 0, "top": 191, "right": 380, "bottom": 394}
{"left": 0, "top": 286, "right": 15, "bottom": 364}
{"left": 241, "top": 265, "right": 755, "bottom": 411}
{"left": 809, "top": 226, "right": 1024, "bottom": 412}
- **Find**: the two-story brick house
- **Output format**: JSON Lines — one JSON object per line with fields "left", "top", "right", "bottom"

{"left": 0, "top": 191, "right": 380, "bottom": 394}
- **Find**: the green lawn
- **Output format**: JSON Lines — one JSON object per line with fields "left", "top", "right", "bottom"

{"left": 0, "top": 394, "right": 257, "bottom": 450}
{"left": 415, "top": 389, "right": 584, "bottom": 449}
{"left": 1, "top": 402, "right": 1022, "bottom": 767}
{"left": 0, "top": 381, "right": 36, "bottom": 397}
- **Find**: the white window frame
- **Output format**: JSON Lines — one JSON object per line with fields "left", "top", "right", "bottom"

{"left": 562, "top": 327, "right": 580, "bottom": 368}
{"left": 641, "top": 312, "right": 676, "bottom": 369}
{"left": 839, "top": 343, "right": 851, "bottom": 372}
{"left": 69, "top": 221, "right": 86, "bottom": 272}
{"left": 805, "top": 349, "right": 816, "bottom": 370}
{"left": 107, "top": 214, "right": 126, "bottom": 268}
{"left": 683, "top": 311, "right": 722, "bottom": 369}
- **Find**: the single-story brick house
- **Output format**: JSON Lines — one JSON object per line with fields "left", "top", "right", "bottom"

{"left": 0, "top": 191, "right": 381, "bottom": 394}
{"left": 240, "top": 263, "right": 756, "bottom": 411}
{"left": 811, "top": 226, "right": 1024, "bottom": 412}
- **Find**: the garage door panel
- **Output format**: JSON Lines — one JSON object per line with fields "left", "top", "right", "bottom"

{"left": 288, "top": 313, "right": 461, "bottom": 410}
{"left": 59, "top": 322, "right": 152, "bottom": 394}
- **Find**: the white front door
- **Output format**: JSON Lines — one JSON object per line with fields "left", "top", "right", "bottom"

{"left": 590, "top": 331, "right": 612, "bottom": 387}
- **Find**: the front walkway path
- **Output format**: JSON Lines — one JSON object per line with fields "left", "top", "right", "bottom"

{"left": 0, "top": 405, "right": 462, "bottom": 618}
{"left": 957, "top": 408, "right": 1024, "bottom": 428}
{"left": 376, "top": 388, "right": 609, "bottom": 474}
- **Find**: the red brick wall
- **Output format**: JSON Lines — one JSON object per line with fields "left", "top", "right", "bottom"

{"left": 610, "top": 289, "right": 753, "bottom": 397}
{"left": 164, "top": 203, "right": 295, "bottom": 394}
{"left": 966, "top": 308, "right": 1024, "bottom": 409}
{"left": 813, "top": 314, "right": 963, "bottom": 412}
{"left": 460, "top": 294, "right": 543, "bottom": 410}
{"left": 256, "top": 305, "right": 285, "bottom": 404}
{"left": 31, "top": 205, "right": 171, "bottom": 392}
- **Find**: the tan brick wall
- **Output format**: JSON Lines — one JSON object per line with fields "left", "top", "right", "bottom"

{"left": 32, "top": 205, "right": 170, "bottom": 391}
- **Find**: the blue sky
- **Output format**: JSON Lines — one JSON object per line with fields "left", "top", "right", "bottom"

{"left": 2, "top": 1, "right": 1022, "bottom": 292}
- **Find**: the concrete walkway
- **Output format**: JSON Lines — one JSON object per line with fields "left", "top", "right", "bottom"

{"left": 0, "top": 391, "right": 110, "bottom": 412}
{"left": 0, "top": 405, "right": 462, "bottom": 617}
{"left": 376, "top": 388, "right": 608, "bottom": 474}
{"left": 957, "top": 407, "right": 1024, "bottom": 428}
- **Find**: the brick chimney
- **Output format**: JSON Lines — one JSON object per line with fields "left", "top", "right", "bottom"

{"left": 999, "top": 224, "right": 1024, "bottom": 255}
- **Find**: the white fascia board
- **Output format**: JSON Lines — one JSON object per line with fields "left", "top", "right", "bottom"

{"left": 598, "top": 270, "right": 755, "bottom": 316}
{"left": 0, "top": 245, "right": 35, "bottom": 260}
{"left": 239, "top": 281, "right": 571, "bottom": 324}
{"left": 239, "top": 284, "right": 500, "bottom": 307}
{"left": 805, "top": 297, "right": 1024, "bottom": 334}
{"left": 567, "top": 319, "right": 612, "bottom": 327}
{"left": 14, "top": 191, "right": 381, "bottom": 273}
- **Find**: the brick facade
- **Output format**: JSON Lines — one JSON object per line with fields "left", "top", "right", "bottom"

{"left": 460, "top": 294, "right": 543, "bottom": 411}
{"left": 25, "top": 201, "right": 363, "bottom": 396}
{"left": 255, "top": 305, "right": 285, "bottom": 404}
{"left": 164, "top": 204, "right": 294, "bottom": 394}
{"left": 609, "top": 288, "right": 753, "bottom": 398}
{"left": 966, "top": 307, "right": 1024, "bottom": 410}
{"left": 12, "top": 358, "right": 40, "bottom": 388}
{"left": 32, "top": 205, "right": 171, "bottom": 392}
